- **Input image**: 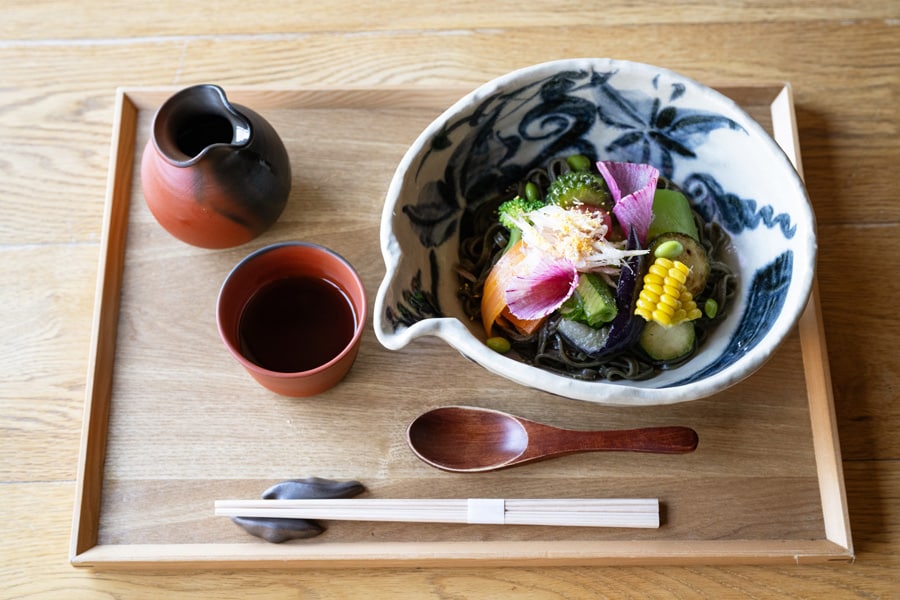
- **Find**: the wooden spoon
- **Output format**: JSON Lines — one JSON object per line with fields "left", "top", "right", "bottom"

{"left": 406, "top": 405, "right": 698, "bottom": 472}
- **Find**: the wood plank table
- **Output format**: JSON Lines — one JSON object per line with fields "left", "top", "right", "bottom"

{"left": 2, "top": 1, "right": 898, "bottom": 597}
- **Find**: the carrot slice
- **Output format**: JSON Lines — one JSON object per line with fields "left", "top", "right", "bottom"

{"left": 481, "top": 240, "right": 544, "bottom": 336}
{"left": 501, "top": 307, "right": 544, "bottom": 336}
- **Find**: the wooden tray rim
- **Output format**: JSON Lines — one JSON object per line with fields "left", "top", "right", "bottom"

{"left": 70, "top": 84, "right": 854, "bottom": 568}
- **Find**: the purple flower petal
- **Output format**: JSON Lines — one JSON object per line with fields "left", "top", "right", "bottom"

{"left": 611, "top": 185, "right": 656, "bottom": 246}
{"left": 504, "top": 255, "right": 578, "bottom": 320}
{"left": 597, "top": 161, "right": 659, "bottom": 246}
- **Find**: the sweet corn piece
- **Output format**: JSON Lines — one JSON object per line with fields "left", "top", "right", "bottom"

{"left": 652, "top": 309, "right": 674, "bottom": 325}
{"left": 666, "top": 269, "right": 687, "bottom": 285}
{"left": 660, "top": 294, "right": 680, "bottom": 308}
{"left": 635, "top": 257, "right": 703, "bottom": 327}
{"left": 663, "top": 284, "right": 682, "bottom": 298}
{"left": 643, "top": 282, "right": 664, "bottom": 296}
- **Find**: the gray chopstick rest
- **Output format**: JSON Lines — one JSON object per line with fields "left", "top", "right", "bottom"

{"left": 232, "top": 477, "right": 366, "bottom": 543}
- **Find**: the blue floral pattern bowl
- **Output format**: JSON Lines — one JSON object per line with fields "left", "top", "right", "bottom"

{"left": 374, "top": 58, "right": 816, "bottom": 406}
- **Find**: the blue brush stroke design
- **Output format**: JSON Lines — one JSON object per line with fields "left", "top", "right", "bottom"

{"left": 401, "top": 68, "right": 745, "bottom": 252}
{"left": 592, "top": 73, "right": 745, "bottom": 178}
{"left": 672, "top": 250, "right": 794, "bottom": 386}
{"left": 402, "top": 179, "right": 459, "bottom": 248}
{"left": 683, "top": 173, "right": 797, "bottom": 239}
{"left": 384, "top": 250, "right": 443, "bottom": 329}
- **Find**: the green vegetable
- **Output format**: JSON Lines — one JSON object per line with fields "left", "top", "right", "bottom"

{"left": 566, "top": 154, "right": 593, "bottom": 172}
{"left": 560, "top": 273, "right": 618, "bottom": 327}
{"left": 653, "top": 239, "right": 684, "bottom": 259}
{"left": 497, "top": 194, "right": 545, "bottom": 253}
{"left": 545, "top": 171, "right": 612, "bottom": 210}
{"left": 497, "top": 194, "right": 545, "bottom": 230}
{"left": 524, "top": 181, "right": 542, "bottom": 203}
{"left": 639, "top": 320, "right": 696, "bottom": 362}
{"left": 704, "top": 298, "right": 719, "bottom": 319}
{"left": 647, "top": 189, "right": 699, "bottom": 241}
{"left": 556, "top": 318, "right": 610, "bottom": 355}
{"left": 647, "top": 232, "right": 710, "bottom": 296}
{"left": 486, "top": 336, "right": 511, "bottom": 353}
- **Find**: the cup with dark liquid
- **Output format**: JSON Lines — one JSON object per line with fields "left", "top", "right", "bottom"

{"left": 216, "top": 242, "right": 366, "bottom": 397}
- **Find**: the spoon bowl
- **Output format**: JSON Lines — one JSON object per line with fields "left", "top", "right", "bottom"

{"left": 406, "top": 405, "right": 698, "bottom": 472}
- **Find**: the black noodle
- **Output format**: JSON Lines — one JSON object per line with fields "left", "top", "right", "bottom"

{"left": 456, "top": 165, "right": 738, "bottom": 382}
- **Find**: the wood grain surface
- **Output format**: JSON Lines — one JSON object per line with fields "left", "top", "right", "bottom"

{"left": 65, "top": 86, "right": 843, "bottom": 569}
{"left": 1, "top": 1, "right": 898, "bottom": 597}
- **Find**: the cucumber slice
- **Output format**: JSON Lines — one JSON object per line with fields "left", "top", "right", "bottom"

{"left": 648, "top": 232, "right": 710, "bottom": 296}
{"left": 648, "top": 189, "right": 699, "bottom": 241}
{"left": 639, "top": 320, "right": 696, "bottom": 362}
{"left": 561, "top": 273, "right": 618, "bottom": 326}
{"left": 579, "top": 273, "right": 617, "bottom": 325}
{"left": 557, "top": 319, "right": 610, "bottom": 355}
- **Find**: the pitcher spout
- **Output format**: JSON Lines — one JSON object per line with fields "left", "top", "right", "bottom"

{"left": 152, "top": 83, "right": 252, "bottom": 166}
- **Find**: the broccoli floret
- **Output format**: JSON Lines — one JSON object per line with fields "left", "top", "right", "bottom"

{"left": 545, "top": 171, "right": 612, "bottom": 210}
{"left": 496, "top": 194, "right": 545, "bottom": 254}
{"left": 497, "top": 195, "right": 545, "bottom": 230}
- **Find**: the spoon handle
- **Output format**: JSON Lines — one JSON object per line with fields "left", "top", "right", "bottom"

{"left": 539, "top": 425, "right": 699, "bottom": 456}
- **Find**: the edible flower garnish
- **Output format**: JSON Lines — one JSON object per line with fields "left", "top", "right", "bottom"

{"left": 504, "top": 251, "right": 578, "bottom": 321}
{"left": 480, "top": 160, "right": 660, "bottom": 337}
{"left": 597, "top": 161, "right": 659, "bottom": 246}
{"left": 505, "top": 204, "right": 644, "bottom": 272}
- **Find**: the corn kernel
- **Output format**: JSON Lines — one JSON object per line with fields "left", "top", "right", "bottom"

{"left": 644, "top": 283, "right": 664, "bottom": 296}
{"left": 636, "top": 298, "right": 657, "bottom": 312}
{"left": 652, "top": 310, "right": 673, "bottom": 326}
{"left": 655, "top": 257, "right": 674, "bottom": 269}
{"left": 659, "top": 294, "right": 680, "bottom": 308}
{"left": 666, "top": 269, "right": 687, "bottom": 284}
{"left": 663, "top": 284, "right": 681, "bottom": 298}
{"left": 655, "top": 302, "right": 676, "bottom": 317}
{"left": 648, "top": 263, "right": 670, "bottom": 277}
{"left": 634, "top": 256, "right": 703, "bottom": 327}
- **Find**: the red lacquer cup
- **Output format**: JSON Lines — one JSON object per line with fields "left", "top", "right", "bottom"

{"left": 217, "top": 242, "right": 366, "bottom": 397}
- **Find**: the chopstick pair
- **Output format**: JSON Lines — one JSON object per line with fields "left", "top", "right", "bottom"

{"left": 215, "top": 497, "right": 660, "bottom": 529}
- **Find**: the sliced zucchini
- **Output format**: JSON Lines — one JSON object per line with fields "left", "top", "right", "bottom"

{"left": 639, "top": 320, "right": 696, "bottom": 362}
{"left": 557, "top": 319, "right": 610, "bottom": 355}
{"left": 648, "top": 232, "right": 710, "bottom": 296}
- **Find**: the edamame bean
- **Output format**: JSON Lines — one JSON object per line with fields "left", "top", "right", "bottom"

{"left": 654, "top": 239, "right": 684, "bottom": 259}
{"left": 704, "top": 298, "right": 719, "bottom": 319}
{"left": 486, "top": 336, "right": 511, "bottom": 353}
{"left": 566, "top": 154, "right": 592, "bottom": 172}
{"left": 524, "top": 181, "right": 541, "bottom": 203}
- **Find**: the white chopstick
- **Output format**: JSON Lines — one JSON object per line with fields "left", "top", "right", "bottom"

{"left": 215, "top": 498, "right": 660, "bottom": 528}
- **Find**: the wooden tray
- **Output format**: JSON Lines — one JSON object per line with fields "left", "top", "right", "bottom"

{"left": 71, "top": 84, "right": 853, "bottom": 568}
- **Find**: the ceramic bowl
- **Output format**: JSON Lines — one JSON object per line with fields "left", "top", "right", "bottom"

{"left": 374, "top": 58, "right": 816, "bottom": 406}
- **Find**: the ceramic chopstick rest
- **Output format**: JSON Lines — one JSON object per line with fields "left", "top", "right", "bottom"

{"left": 230, "top": 477, "right": 365, "bottom": 543}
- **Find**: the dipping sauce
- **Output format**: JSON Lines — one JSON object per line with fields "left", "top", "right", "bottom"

{"left": 238, "top": 275, "right": 357, "bottom": 373}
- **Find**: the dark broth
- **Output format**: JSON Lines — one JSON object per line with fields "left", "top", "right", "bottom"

{"left": 238, "top": 276, "right": 357, "bottom": 373}
{"left": 175, "top": 114, "right": 234, "bottom": 157}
